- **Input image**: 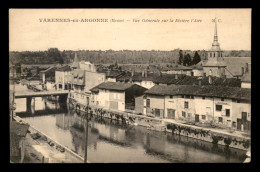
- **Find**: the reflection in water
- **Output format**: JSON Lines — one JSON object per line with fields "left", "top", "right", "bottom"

{"left": 15, "top": 84, "right": 247, "bottom": 163}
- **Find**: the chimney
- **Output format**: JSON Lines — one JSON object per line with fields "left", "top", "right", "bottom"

{"left": 175, "top": 74, "right": 178, "bottom": 80}
{"left": 245, "top": 63, "right": 249, "bottom": 73}
{"left": 144, "top": 69, "right": 148, "bottom": 78}
{"left": 248, "top": 63, "right": 251, "bottom": 73}
{"left": 241, "top": 67, "right": 244, "bottom": 75}
{"left": 131, "top": 70, "right": 134, "bottom": 77}
{"left": 159, "top": 72, "right": 162, "bottom": 77}
{"left": 142, "top": 70, "right": 145, "bottom": 77}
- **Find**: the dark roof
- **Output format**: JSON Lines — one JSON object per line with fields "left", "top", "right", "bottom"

{"left": 116, "top": 72, "right": 158, "bottom": 82}
{"left": 159, "top": 64, "right": 192, "bottom": 71}
{"left": 10, "top": 121, "right": 29, "bottom": 137}
{"left": 90, "top": 82, "right": 136, "bottom": 92}
{"left": 56, "top": 65, "right": 72, "bottom": 72}
{"left": 39, "top": 67, "right": 56, "bottom": 74}
{"left": 153, "top": 74, "right": 186, "bottom": 84}
{"left": 191, "top": 62, "right": 204, "bottom": 70}
{"left": 106, "top": 70, "right": 125, "bottom": 78}
{"left": 145, "top": 85, "right": 251, "bottom": 100}
{"left": 175, "top": 76, "right": 241, "bottom": 87}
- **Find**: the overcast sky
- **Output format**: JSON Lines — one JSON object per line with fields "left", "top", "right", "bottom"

{"left": 9, "top": 9, "right": 251, "bottom": 51}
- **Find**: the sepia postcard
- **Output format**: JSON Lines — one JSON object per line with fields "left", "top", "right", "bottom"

{"left": 9, "top": 8, "right": 251, "bottom": 163}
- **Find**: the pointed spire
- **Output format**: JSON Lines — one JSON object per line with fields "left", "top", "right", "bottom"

{"left": 214, "top": 17, "right": 218, "bottom": 42}
{"left": 211, "top": 17, "right": 220, "bottom": 50}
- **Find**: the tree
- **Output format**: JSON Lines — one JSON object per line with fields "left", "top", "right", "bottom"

{"left": 192, "top": 51, "right": 201, "bottom": 65}
{"left": 178, "top": 50, "right": 183, "bottom": 65}
{"left": 183, "top": 53, "right": 192, "bottom": 66}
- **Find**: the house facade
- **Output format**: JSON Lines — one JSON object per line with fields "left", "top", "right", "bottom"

{"left": 144, "top": 85, "right": 251, "bottom": 131}
{"left": 90, "top": 82, "right": 147, "bottom": 112}
{"left": 55, "top": 66, "right": 73, "bottom": 90}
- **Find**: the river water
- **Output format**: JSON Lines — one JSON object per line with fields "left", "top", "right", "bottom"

{"left": 14, "top": 84, "right": 247, "bottom": 163}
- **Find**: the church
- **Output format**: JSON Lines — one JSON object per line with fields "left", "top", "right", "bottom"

{"left": 203, "top": 18, "right": 227, "bottom": 77}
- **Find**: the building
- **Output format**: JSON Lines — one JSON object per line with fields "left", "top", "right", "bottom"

{"left": 71, "top": 69, "right": 86, "bottom": 104}
{"left": 117, "top": 70, "right": 157, "bottom": 89}
{"left": 55, "top": 65, "right": 73, "bottom": 90}
{"left": 203, "top": 18, "right": 227, "bottom": 77}
{"left": 160, "top": 64, "right": 193, "bottom": 76}
{"left": 191, "top": 62, "right": 204, "bottom": 76}
{"left": 69, "top": 53, "right": 106, "bottom": 105}
{"left": 90, "top": 82, "right": 147, "bottom": 112}
{"left": 143, "top": 85, "right": 250, "bottom": 131}
{"left": 241, "top": 63, "right": 251, "bottom": 89}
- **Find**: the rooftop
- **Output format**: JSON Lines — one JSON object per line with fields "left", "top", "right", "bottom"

{"left": 90, "top": 82, "right": 137, "bottom": 92}
{"left": 56, "top": 65, "right": 72, "bottom": 72}
{"left": 145, "top": 85, "right": 251, "bottom": 100}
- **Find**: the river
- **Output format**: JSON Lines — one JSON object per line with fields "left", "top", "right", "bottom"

{"left": 14, "top": 84, "right": 247, "bottom": 163}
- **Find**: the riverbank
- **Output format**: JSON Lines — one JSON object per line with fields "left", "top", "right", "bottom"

{"left": 69, "top": 98, "right": 250, "bottom": 151}
{"left": 13, "top": 116, "right": 85, "bottom": 163}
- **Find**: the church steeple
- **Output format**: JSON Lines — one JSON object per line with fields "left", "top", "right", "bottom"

{"left": 211, "top": 17, "right": 221, "bottom": 51}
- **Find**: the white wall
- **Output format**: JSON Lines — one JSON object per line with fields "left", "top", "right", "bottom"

{"left": 241, "top": 82, "right": 251, "bottom": 89}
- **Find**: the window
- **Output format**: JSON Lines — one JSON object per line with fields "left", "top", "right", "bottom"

{"left": 218, "top": 117, "right": 223, "bottom": 123}
{"left": 226, "top": 109, "right": 230, "bottom": 117}
{"left": 184, "top": 101, "right": 189, "bottom": 109}
{"left": 146, "top": 99, "right": 150, "bottom": 108}
{"left": 221, "top": 98, "right": 224, "bottom": 101}
{"left": 170, "top": 95, "right": 173, "bottom": 99}
{"left": 181, "top": 95, "right": 184, "bottom": 98}
{"left": 237, "top": 100, "right": 240, "bottom": 103}
{"left": 191, "top": 96, "right": 194, "bottom": 99}
{"left": 216, "top": 105, "right": 222, "bottom": 111}
{"left": 182, "top": 111, "right": 186, "bottom": 118}
{"left": 202, "top": 115, "right": 206, "bottom": 120}
{"left": 202, "top": 96, "right": 205, "bottom": 100}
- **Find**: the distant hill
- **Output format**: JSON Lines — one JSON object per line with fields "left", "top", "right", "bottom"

{"left": 9, "top": 49, "right": 251, "bottom": 65}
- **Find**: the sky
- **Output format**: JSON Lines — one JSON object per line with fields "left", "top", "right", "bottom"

{"left": 9, "top": 9, "right": 251, "bottom": 52}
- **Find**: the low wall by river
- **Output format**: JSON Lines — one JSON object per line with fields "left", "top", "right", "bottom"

{"left": 68, "top": 98, "right": 250, "bottom": 151}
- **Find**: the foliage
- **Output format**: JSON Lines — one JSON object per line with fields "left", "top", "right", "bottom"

{"left": 192, "top": 51, "right": 201, "bottom": 65}
{"left": 224, "top": 137, "right": 232, "bottom": 146}
{"left": 211, "top": 135, "right": 224, "bottom": 144}
{"left": 9, "top": 49, "right": 251, "bottom": 65}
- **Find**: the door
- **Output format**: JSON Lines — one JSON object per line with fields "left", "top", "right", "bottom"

{"left": 167, "top": 109, "right": 175, "bottom": 119}
{"left": 242, "top": 112, "right": 248, "bottom": 130}
{"left": 195, "top": 114, "right": 199, "bottom": 122}
{"left": 155, "top": 109, "right": 160, "bottom": 117}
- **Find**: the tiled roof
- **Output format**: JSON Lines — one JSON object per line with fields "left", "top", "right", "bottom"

{"left": 145, "top": 85, "right": 251, "bottom": 100}
{"left": 90, "top": 82, "right": 136, "bottom": 92}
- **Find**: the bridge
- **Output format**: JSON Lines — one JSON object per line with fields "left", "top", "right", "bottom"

{"left": 15, "top": 90, "right": 69, "bottom": 113}
{"left": 15, "top": 90, "right": 69, "bottom": 98}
